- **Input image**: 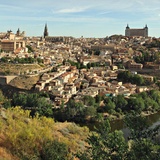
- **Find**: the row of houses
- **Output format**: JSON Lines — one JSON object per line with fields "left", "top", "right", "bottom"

{"left": 34, "top": 63, "right": 153, "bottom": 107}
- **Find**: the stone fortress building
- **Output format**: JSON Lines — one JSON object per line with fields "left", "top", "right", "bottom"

{"left": 125, "top": 24, "right": 148, "bottom": 37}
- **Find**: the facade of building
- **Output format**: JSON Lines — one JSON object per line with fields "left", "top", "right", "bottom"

{"left": 1, "top": 40, "right": 25, "bottom": 52}
{"left": 125, "top": 25, "right": 148, "bottom": 37}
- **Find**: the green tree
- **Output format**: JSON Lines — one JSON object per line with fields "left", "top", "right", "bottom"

{"left": 26, "top": 45, "right": 34, "bottom": 53}
{"left": 127, "top": 97, "right": 145, "bottom": 112}
{"left": 77, "top": 119, "right": 128, "bottom": 160}
{"left": 113, "top": 95, "right": 128, "bottom": 111}
{"left": 64, "top": 99, "right": 85, "bottom": 121}
{"left": 36, "top": 97, "right": 53, "bottom": 117}
{"left": 37, "top": 57, "right": 43, "bottom": 63}
{"left": 77, "top": 113, "right": 160, "bottom": 160}
{"left": 117, "top": 71, "right": 132, "bottom": 83}
{"left": 132, "top": 75, "right": 144, "bottom": 85}
{"left": 103, "top": 98, "right": 116, "bottom": 113}
{"left": 83, "top": 95, "right": 95, "bottom": 106}
{"left": 41, "top": 140, "right": 68, "bottom": 160}
{"left": 84, "top": 106, "right": 96, "bottom": 119}
{"left": 3, "top": 100, "right": 11, "bottom": 109}
{"left": 12, "top": 93, "right": 27, "bottom": 107}
{"left": 124, "top": 113, "right": 160, "bottom": 160}
{"left": 12, "top": 93, "right": 53, "bottom": 117}
{"left": 95, "top": 95, "right": 102, "bottom": 104}
{"left": 0, "top": 57, "right": 9, "bottom": 63}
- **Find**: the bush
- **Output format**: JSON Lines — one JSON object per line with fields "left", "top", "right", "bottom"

{"left": 41, "top": 140, "right": 68, "bottom": 160}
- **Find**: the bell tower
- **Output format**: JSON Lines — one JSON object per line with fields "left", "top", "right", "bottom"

{"left": 144, "top": 24, "right": 148, "bottom": 37}
{"left": 44, "top": 23, "right": 49, "bottom": 38}
{"left": 125, "top": 24, "right": 130, "bottom": 36}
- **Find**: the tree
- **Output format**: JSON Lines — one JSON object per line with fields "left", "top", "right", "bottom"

{"left": 83, "top": 95, "right": 95, "bottom": 106}
{"left": 113, "top": 95, "right": 128, "bottom": 111}
{"left": 77, "top": 113, "right": 160, "bottom": 160}
{"left": 12, "top": 93, "right": 53, "bottom": 117}
{"left": 63, "top": 99, "right": 85, "bottom": 121}
{"left": 144, "top": 97, "right": 155, "bottom": 110}
{"left": 3, "top": 100, "right": 11, "bottom": 109}
{"left": 84, "top": 106, "right": 96, "bottom": 119}
{"left": 127, "top": 97, "right": 145, "bottom": 112}
{"left": 103, "top": 98, "right": 116, "bottom": 113}
{"left": 12, "top": 93, "right": 27, "bottom": 107}
{"left": 41, "top": 140, "right": 68, "bottom": 160}
{"left": 77, "top": 119, "right": 128, "bottom": 160}
{"left": 132, "top": 75, "right": 144, "bottom": 85}
{"left": 0, "top": 57, "right": 9, "bottom": 63}
{"left": 26, "top": 45, "right": 34, "bottom": 53}
{"left": 117, "top": 71, "right": 132, "bottom": 83}
{"left": 35, "top": 97, "right": 53, "bottom": 117}
{"left": 95, "top": 95, "right": 102, "bottom": 104}
{"left": 124, "top": 113, "right": 160, "bottom": 160}
{"left": 37, "top": 57, "right": 43, "bottom": 64}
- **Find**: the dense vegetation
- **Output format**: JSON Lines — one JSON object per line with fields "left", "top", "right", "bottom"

{"left": 12, "top": 92, "right": 53, "bottom": 117}
{"left": 0, "top": 88, "right": 160, "bottom": 159}
{"left": 54, "top": 90, "right": 160, "bottom": 123}
{"left": 0, "top": 107, "right": 160, "bottom": 160}
{"left": 134, "top": 50, "right": 160, "bottom": 64}
{"left": 77, "top": 113, "right": 160, "bottom": 160}
{"left": 117, "top": 70, "right": 156, "bottom": 85}
{"left": 0, "top": 107, "right": 89, "bottom": 160}
{"left": 64, "top": 60, "right": 107, "bottom": 70}
{"left": 11, "top": 89, "right": 160, "bottom": 123}
{"left": 0, "top": 56, "right": 43, "bottom": 64}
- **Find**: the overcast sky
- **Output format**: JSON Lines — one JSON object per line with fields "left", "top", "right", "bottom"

{"left": 0, "top": 0, "right": 160, "bottom": 37}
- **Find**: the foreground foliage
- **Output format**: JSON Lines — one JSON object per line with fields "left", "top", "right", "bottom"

{"left": 0, "top": 89, "right": 160, "bottom": 160}
{"left": 0, "top": 107, "right": 89, "bottom": 160}
{"left": 76, "top": 113, "right": 160, "bottom": 160}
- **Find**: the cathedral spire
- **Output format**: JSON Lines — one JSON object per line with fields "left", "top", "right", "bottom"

{"left": 44, "top": 23, "right": 49, "bottom": 38}
{"left": 16, "top": 28, "right": 20, "bottom": 36}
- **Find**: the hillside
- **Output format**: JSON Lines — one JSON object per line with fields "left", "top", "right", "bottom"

{"left": 0, "top": 107, "right": 89, "bottom": 160}
{"left": 9, "top": 75, "right": 40, "bottom": 90}
{"left": 0, "top": 63, "right": 42, "bottom": 75}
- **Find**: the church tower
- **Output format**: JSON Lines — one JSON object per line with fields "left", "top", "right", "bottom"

{"left": 16, "top": 28, "right": 20, "bottom": 36}
{"left": 144, "top": 24, "right": 148, "bottom": 37}
{"left": 44, "top": 23, "right": 49, "bottom": 38}
{"left": 125, "top": 24, "right": 130, "bottom": 36}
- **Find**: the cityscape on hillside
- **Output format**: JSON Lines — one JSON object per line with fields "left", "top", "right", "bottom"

{"left": 0, "top": 15, "right": 160, "bottom": 160}
{"left": 1, "top": 1, "right": 160, "bottom": 159}
{"left": 0, "top": 24, "right": 160, "bottom": 107}
{"left": 1, "top": 23, "right": 160, "bottom": 159}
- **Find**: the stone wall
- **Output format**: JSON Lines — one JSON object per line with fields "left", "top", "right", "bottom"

{"left": 0, "top": 76, "right": 17, "bottom": 85}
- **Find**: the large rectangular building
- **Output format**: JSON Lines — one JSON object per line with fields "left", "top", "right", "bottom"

{"left": 125, "top": 25, "right": 148, "bottom": 37}
{"left": 1, "top": 40, "right": 25, "bottom": 52}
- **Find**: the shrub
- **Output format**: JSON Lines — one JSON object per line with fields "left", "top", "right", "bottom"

{"left": 40, "top": 140, "right": 68, "bottom": 160}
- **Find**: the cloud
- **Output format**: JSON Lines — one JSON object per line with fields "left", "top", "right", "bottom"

{"left": 56, "top": 6, "right": 90, "bottom": 14}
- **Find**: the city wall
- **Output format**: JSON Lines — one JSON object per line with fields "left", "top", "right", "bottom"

{"left": 0, "top": 76, "right": 17, "bottom": 85}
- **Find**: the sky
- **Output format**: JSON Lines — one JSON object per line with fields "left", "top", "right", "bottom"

{"left": 0, "top": 0, "right": 160, "bottom": 38}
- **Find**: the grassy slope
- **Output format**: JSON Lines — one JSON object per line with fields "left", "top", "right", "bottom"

{"left": 0, "top": 63, "right": 42, "bottom": 75}
{"left": 9, "top": 75, "right": 40, "bottom": 90}
{"left": 0, "top": 107, "right": 89, "bottom": 159}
